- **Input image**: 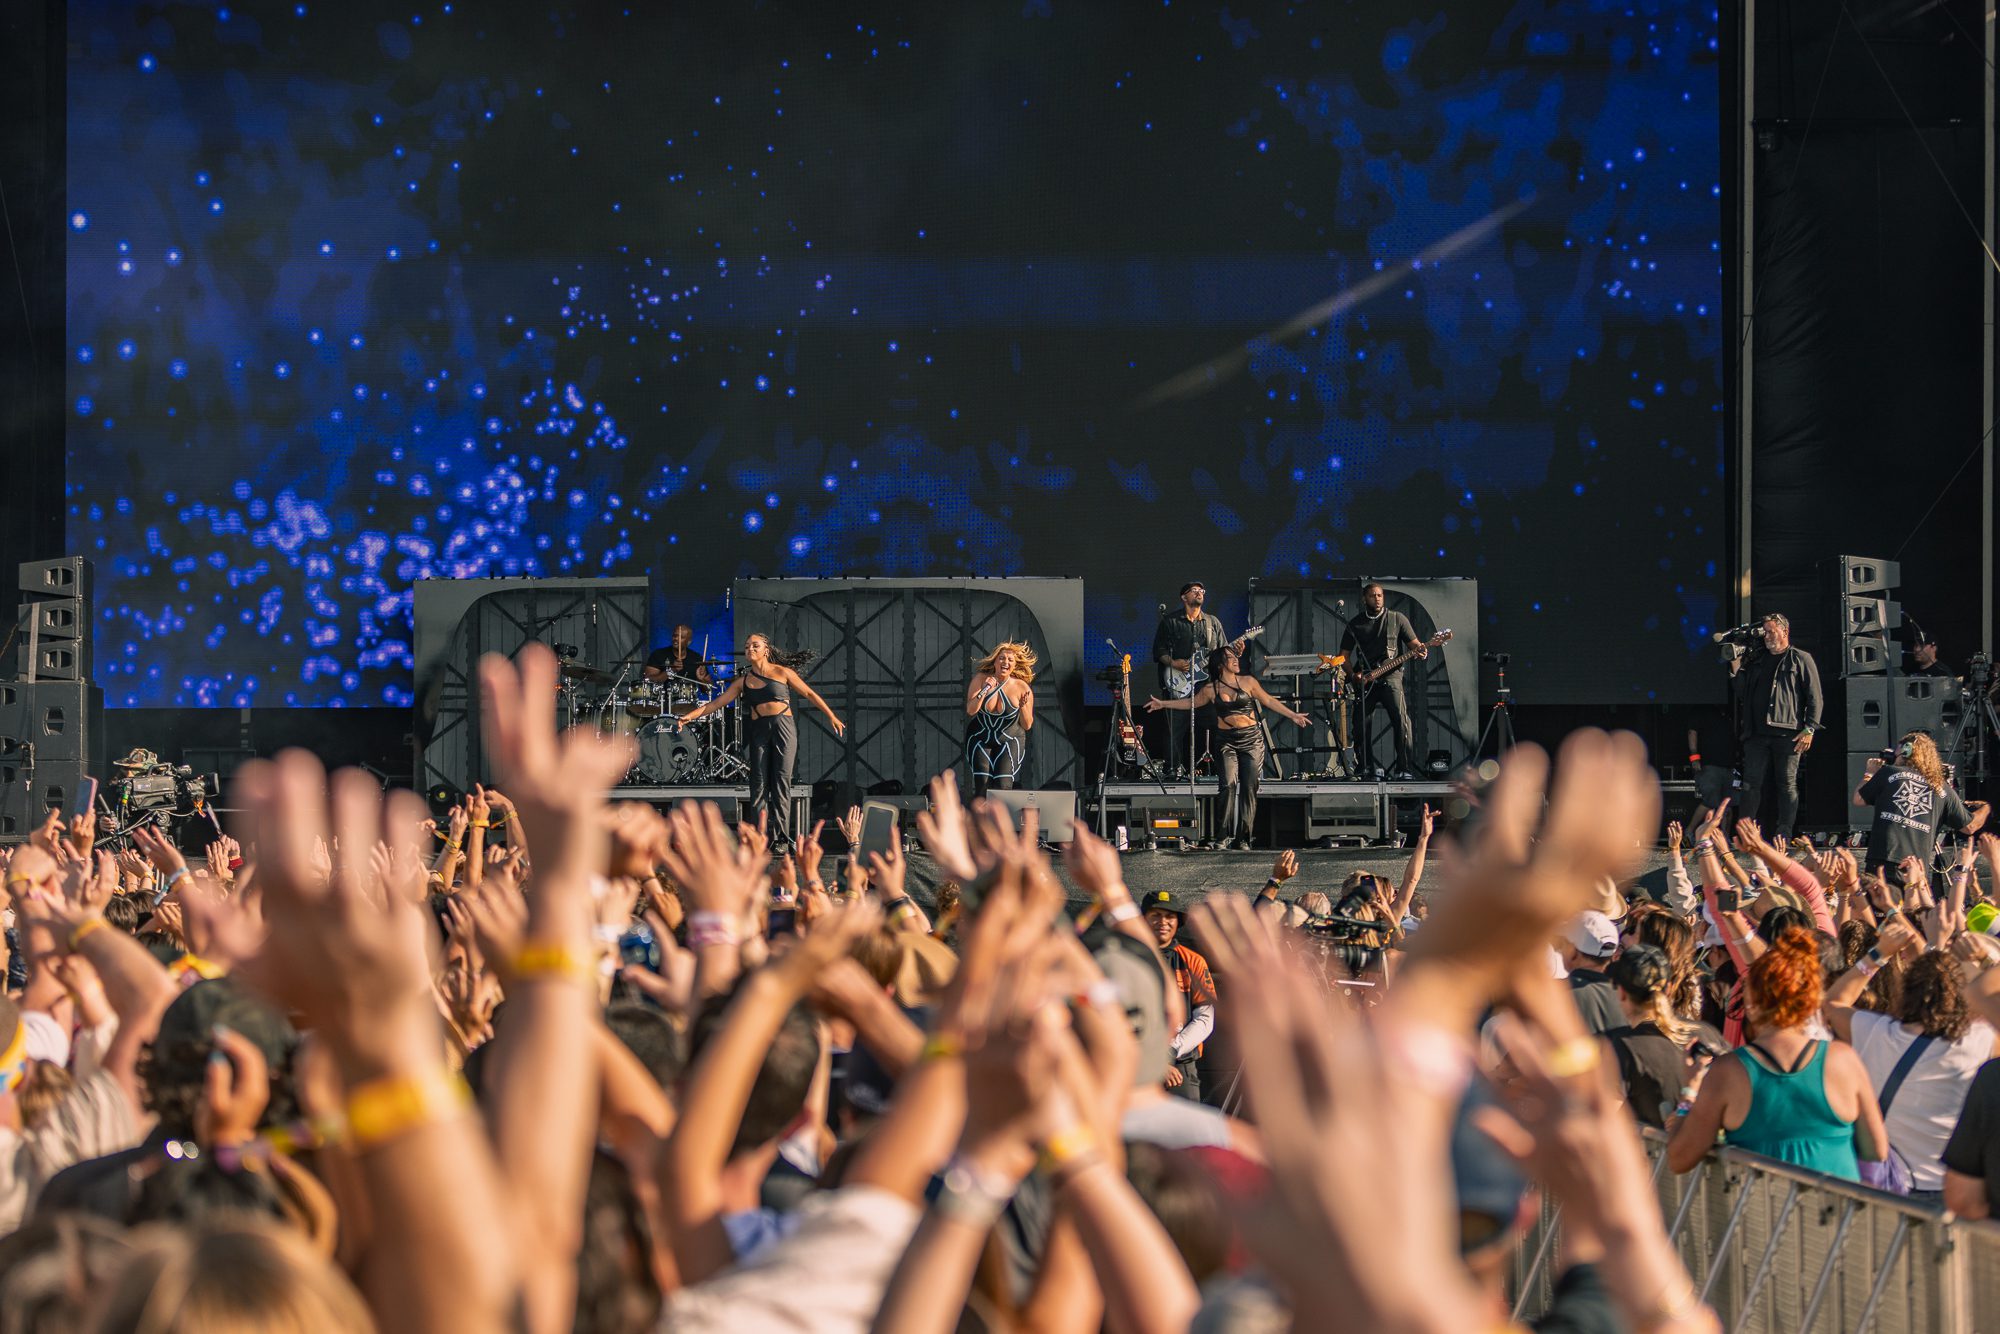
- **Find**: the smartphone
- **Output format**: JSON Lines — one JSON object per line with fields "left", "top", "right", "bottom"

{"left": 857, "top": 801, "right": 898, "bottom": 861}
{"left": 68, "top": 775, "right": 99, "bottom": 825}
{"left": 1713, "top": 887, "right": 1742, "bottom": 915}
{"left": 617, "top": 925, "right": 660, "bottom": 973}
{"left": 767, "top": 907, "right": 798, "bottom": 937}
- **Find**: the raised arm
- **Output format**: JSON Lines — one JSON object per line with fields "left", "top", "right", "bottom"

{"left": 1143, "top": 684, "right": 1213, "bottom": 713}
{"left": 964, "top": 673, "right": 994, "bottom": 716}
{"left": 674, "top": 676, "right": 744, "bottom": 729}
{"left": 476, "top": 644, "right": 639, "bottom": 1333}
{"left": 1823, "top": 918, "right": 1921, "bottom": 1043}
{"left": 1736, "top": 818, "right": 1834, "bottom": 935}
{"left": 233, "top": 751, "right": 520, "bottom": 1334}
{"left": 1391, "top": 805, "right": 1434, "bottom": 923}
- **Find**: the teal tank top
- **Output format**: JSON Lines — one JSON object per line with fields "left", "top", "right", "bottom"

{"left": 1722, "top": 1041, "right": 1860, "bottom": 1181}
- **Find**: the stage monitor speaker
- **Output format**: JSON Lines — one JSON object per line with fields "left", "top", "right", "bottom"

{"left": 1304, "top": 790, "right": 1378, "bottom": 839}
{"left": 0, "top": 682, "right": 105, "bottom": 769}
{"left": 984, "top": 789, "right": 1076, "bottom": 843}
{"left": 1837, "top": 556, "right": 1901, "bottom": 597}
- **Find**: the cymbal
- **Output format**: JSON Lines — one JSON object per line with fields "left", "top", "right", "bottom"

{"left": 558, "top": 659, "right": 616, "bottom": 685}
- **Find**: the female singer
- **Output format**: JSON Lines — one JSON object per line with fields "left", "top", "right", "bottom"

{"left": 965, "top": 642, "right": 1036, "bottom": 797}
{"left": 1145, "top": 646, "right": 1308, "bottom": 849}
{"left": 674, "top": 634, "right": 844, "bottom": 849}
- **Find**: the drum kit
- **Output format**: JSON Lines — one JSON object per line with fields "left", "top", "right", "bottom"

{"left": 554, "top": 653, "right": 748, "bottom": 785}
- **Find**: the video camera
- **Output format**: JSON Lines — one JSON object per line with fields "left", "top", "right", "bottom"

{"left": 109, "top": 749, "right": 219, "bottom": 829}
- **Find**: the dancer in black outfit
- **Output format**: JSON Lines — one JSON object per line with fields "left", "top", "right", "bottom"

{"left": 1146, "top": 647, "right": 1309, "bottom": 849}
{"left": 965, "top": 641, "right": 1036, "bottom": 797}
{"left": 672, "top": 633, "right": 844, "bottom": 848}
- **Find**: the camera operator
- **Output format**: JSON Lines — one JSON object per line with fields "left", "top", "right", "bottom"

{"left": 1726, "top": 612, "right": 1821, "bottom": 839}
{"left": 1852, "top": 730, "right": 1988, "bottom": 881}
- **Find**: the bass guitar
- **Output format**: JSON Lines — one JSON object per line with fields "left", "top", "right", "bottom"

{"left": 1162, "top": 625, "right": 1266, "bottom": 698}
{"left": 1352, "top": 629, "right": 1452, "bottom": 688}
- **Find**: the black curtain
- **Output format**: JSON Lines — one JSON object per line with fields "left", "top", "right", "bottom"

{"left": 1744, "top": 0, "right": 1990, "bottom": 813}
{"left": 0, "top": 0, "right": 66, "bottom": 593}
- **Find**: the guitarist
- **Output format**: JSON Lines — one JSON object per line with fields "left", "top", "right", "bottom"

{"left": 1151, "top": 581, "right": 1227, "bottom": 779}
{"left": 1340, "top": 582, "right": 1427, "bottom": 779}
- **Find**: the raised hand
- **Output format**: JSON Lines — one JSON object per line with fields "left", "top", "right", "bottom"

{"left": 131, "top": 822, "right": 188, "bottom": 879}
{"left": 837, "top": 804, "right": 864, "bottom": 851}
{"left": 914, "top": 770, "right": 978, "bottom": 881}
{"left": 736, "top": 810, "right": 771, "bottom": 868}
{"left": 658, "top": 802, "right": 762, "bottom": 918}
{"left": 1665, "top": 820, "right": 1683, "bottom": 855}
{"left": 58, "top": 850, "right": 118, "bottom": 923}
{"left": 478, "top": 643, "right": 636, "bottom": 883}
{"left": 1271, "top": 848, "right": 1300, "bottom": 884}
{"left": 1732, "top": 817, "right": 1772, "bottom": 859}
{"left": 796, "top": 819, "right": 829, "bottom": 888}
{"left": 866, "top": 838, "right": 908, "bottom": 900}
{"left": 1413, "top": 732, "right": 1659, "bottom": 985}
{"left": 230, "top": 752, "right": 439, "bottom": 1074}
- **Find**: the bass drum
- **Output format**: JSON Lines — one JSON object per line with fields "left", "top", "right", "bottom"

{"left": 595, "top": 695, "right": 645, "bottom": 737}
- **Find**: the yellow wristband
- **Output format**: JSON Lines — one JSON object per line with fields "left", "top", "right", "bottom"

{"left": 509, "top": 943, "right": 595, "bottom": 987}
{"left": 5, "top": 875, "right": 33, "bottom": 888}
{"left": 472, "top": 821, "right": 491, "bottom": 829}
{"left": 1545, "top": 1037, "right": 1603, "bottom": 1079}
{"left": 920, "top": 1034, "right": 963, "bottom": 1062}
{"left": 1037, "top": 1123, "right": 1098, "bottom": 1170}
{"left": 344, "top": 1069, "right": 472, "bottom": 1152}
{"left": 68, "top": 917, "right": 110, "bottom": 951}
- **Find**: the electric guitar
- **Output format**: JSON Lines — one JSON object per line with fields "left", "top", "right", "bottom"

{"left": 1162, "top": 625, "right": 1265, "bottom": 698}
{"left": 1353, "top": 629, "right": 1452, "bottom": 688}
{"left": 1113, "top": 654, "right": 1146, "bottom": 762}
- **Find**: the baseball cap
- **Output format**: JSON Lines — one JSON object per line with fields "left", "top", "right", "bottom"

{"left": 1563, "top": 911, "right": 1619, "bottom": 961}
{"left": 153, "top": 977, "right": 299, "bottom": 1076}
{"left": 1139, "top": 889, "right": 1182, "bottom": 917}
{"left": 1179, "top": 582, "right": 1204, "bottom": 595}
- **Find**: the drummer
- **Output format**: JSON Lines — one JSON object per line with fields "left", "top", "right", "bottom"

{"left": 644, "top": 624, "right": 712, "bottom": 688}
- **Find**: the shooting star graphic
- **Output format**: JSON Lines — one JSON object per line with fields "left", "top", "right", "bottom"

{"left": 1132, "top": 194, "right": 1536, "bottom": 411}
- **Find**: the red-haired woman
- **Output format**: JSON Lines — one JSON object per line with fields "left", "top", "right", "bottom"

{"left": 1668, "top": 928, "right": 1887, "bottom": 1181}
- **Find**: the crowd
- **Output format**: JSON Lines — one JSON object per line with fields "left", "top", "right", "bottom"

{"left": 0, "top": 643, "right": 1993, "bottom": 1331}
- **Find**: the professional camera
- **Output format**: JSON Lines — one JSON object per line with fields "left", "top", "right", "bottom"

{"left": 108, "top": 748, "right": 219, "bottom": 825}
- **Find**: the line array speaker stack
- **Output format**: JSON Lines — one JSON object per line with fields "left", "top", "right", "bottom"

{"left": 1829, "top": 555, "right": 1963, "bottom": 833}
{"left": 2, "top": 558, "right": 103, "bottom": 841}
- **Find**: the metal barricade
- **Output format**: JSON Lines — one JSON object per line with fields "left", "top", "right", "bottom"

{"left": 1509, "top": 1133, "right": 2000, "bottom": 1333}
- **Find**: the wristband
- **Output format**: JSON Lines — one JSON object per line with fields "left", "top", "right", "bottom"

{"left": 511, "top": 943, "right": 596, "bottom": 987}
{"left": 686, "top": 915, "right": 737, "bottom": 950}
{"left": 1545, "top": 1037, "right": 1602, "bottom": 1079}
{"left": 1854, "top": 956, "right": 1882, "bottom": 980}
{"left": 472, "top": 820, "right": 491, "bottom": 829}
{"left": 163, "top": 866, "right": 189, "bottom": 891}
{"left": 935, "top": 1155, "right": 1017, "bottom": 1227}
{"left": 1075, "top": 978, "right": 1121, "bottom": 1009}
{"left": 67, "top": 917, "right": 109, "bottom": 951}
{"left": 920, "top": 1034, "right": 963, "bottom": 1062}
{"left": 1107, "top": 902, "right": 1140, "bottom": 925}
{"left": 344, "top": 1069, "right": 473, "bottom": 1152}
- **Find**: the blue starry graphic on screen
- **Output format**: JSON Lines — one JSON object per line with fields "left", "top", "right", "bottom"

{"left": 66, "top": 0, "right": 1723, "bottom": 708}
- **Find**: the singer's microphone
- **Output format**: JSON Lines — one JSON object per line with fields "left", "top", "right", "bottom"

{"left": 1105, "top": 638, "right": 1118, "bottom": 649}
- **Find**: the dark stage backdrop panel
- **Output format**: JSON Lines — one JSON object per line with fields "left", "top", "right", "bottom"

{"left": 65, "top": 1, "right": 1723, "bottom": 709}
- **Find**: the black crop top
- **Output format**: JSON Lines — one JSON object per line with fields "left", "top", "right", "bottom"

{"left": 743, "top": 673, "right": 791, "bottom": 707}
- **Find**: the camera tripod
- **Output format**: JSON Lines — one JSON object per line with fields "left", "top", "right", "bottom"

{"left": 1946, "top": 653, "right": 2000, "bottom": 787}
{"left": 1472, "top": 653, "right": 1516, "bottom": 763}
